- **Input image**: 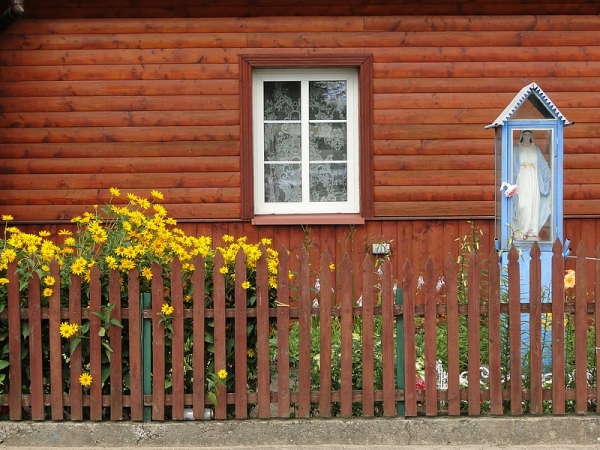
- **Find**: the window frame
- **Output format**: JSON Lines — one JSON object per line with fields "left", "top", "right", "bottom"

{"left": 239, "top": 54, "right": 374, "bottom": 224}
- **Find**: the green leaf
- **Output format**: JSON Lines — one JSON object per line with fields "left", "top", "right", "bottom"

{"left": 110, "top": 318, "right": 123, "bottom": 328}
{"left": 208, "top": 392, "right": 217, "bottom": 406}
{"left": 102, "top": 341, "right": 113, "bottom": 354}
{"left": 98, "top": 327, "right": 106, "bottom": 337}
{"left": 21, "top": 322, "right": 29, "bottom": 339}
{"left": 70, "top": 337, "right": 81, "bottom": 353}
{"left": 0, "top": 359, "right": 9, "bottom": 370}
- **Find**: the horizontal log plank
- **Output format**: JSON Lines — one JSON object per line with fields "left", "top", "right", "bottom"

{"left": 372, "top": 46, "right": 600, "bottom": 63}
{"left": 0, "top": 188, "right": 240, "bottom": 205}
{"left": 5, "top": 16, "right": 365, "bottom": 35}
{"left": 374, "top": 155, "right": 493, "bottom": 171}
{"left": 0, "top": 126, "right": 239, "bottom": 143}
{"left": 374, "top": 201, "right": 494, "bottom": 217}
{"left": 0, "top": 95, "right": 239, "bottom": 113}
{"left": 246, "top": 31, "right": 600, "bottom": 49}
{"left": 375, "top": 170, "right": 494, "bottom": 186}
{"left": 374, "top": 61, "right": 600, "bottom": 79}
{"left": 375, "top": 92, "right": 600, "bottom": 109}
{"left": 374, "top": 108, "right": 598, "bottom": 125}
{"left": 18, "top": 5, "right": 600, "bottom": 19}
{"left": 0, "top": 157, "right": 239, "bottom": 174}
{"left": 375, "top": 139, "right": 600, "bottom": 156}
{"left": 0, "top": 203, "right": 240, "bottom": 221}
{"left": 0, "top": 110, "right": 238, "bottom": 127}
{"left": 374, "top": 124, "right": 598, "bottom": 140}
{"left": 0, "top": 80, "right": 238, "bottom": 96}
{"left": 0, "top": 141, "right": 239, "bottom": 158}
{"left": 0, "top": 173, "right": 240, "bottom": 190}
{"left": 0, "top": 64, "right": 238, "bottom": 82}
{"left": 375, "top": 185, "right": 494, "bottom": 202}
{"left": 374, "top": 77, "right": 600, "bottom": 93}
{"left": 0, "top": 33, "right": 247, "bottom": 50}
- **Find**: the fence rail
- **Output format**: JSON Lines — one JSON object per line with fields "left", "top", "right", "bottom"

{"left": 0, "top": 240, "right": 598, "bottom": 420}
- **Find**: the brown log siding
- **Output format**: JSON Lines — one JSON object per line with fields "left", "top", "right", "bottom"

{"left": 1, "top": 2, "right": 600, "bottom": 280}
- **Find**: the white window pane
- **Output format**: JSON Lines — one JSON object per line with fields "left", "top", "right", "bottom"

{"left": 309, "top": 123, "right": 347, "bottom": 162}
{"left": 264, "top": 81, "right": 301, "bottom": 120}
{"left": 309, "top": 162, "right": 347, "bottom": 202}
{"left": 264, "top": 163, "right": 302, "bottom": 203}
{"left": 309, "top": 81, "right": 347, "bottom": 120}
{"left": 264, "top": 123, "right": 301, "bottom": 161}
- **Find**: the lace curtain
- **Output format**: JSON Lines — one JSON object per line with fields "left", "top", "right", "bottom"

{"left": 263, "top": 80, "right": 348, "bottom": 203}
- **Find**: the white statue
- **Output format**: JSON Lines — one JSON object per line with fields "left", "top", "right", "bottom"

{"left": 510, "top": 130, "right": 552, "bottom": 240}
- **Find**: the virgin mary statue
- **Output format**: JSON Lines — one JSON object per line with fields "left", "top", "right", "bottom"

{"left": 511, "top": 130, "right": 552, "bottom": 240}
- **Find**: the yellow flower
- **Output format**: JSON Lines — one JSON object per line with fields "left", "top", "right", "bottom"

{"left": 64, "top": 237, "right": 76, "bottom": 246}
{"left": 217, "top": 369, "right": 227, "bottom": 380}
{"left": 43, "top": 287, "right": 53, "bottom": 298}
{"left": 564, "top": 269, "right": 575, "bottom": 289}
{"left": 161, "top": 303, "right": 174, "bottom": 316}
{"left": 2, "top": 214, "right": 13, "bottom": 221}
{"left": 0, "top": 278, "right": 9, "bottom": 285}
{"left": 151, "top": 190, "right": 164, "bottom": 200}
{"left": 109, "top": 187, "right": 121, "bottom": 197}
{"left": 222, "top": 234, "right": 234, "bottom": 243}
{"left": 141, "top": 267, "right": 153, "bottom": 281}
{"left": 242, "top": 281, "right": 251, "bottom": 290}
{"left": 58, "top": 229, "right": 72, "bottom": 236}
{"left": 79, "top": 372, "right": 92, "bottom": 387}
{"left": 43, "top": 275, "right": 56, "bottom": 286}
{"left": 1, "top": 249, "right": 17, "bottom": 263}
{"left": 38, "top": 230, "right": 51, "bottom": 237}
{"left": 329, "top": 263, "right": 335, "bottom": 271}
{"left": 219, "top": 266, "right": 229, "bottom": 275}
{"left": 59, "top": 322, "right": 77, "bottom": 338}
{"left": 247, "top": 348, "right": 255, "bottom": 358}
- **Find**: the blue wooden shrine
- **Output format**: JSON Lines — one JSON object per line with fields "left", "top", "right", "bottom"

{"left": 486, "top": 83, "right": 573, "bottom": 365}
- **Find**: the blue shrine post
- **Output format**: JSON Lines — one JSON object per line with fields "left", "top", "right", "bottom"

{"left": 486, "top": 83, "right": 573, "bottom": 371}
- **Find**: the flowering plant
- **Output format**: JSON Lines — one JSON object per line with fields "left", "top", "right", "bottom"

{"left": 0, "top": 189, "right": 283, "bottom": 417}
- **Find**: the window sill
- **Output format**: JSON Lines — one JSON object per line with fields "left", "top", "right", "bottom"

{"left": 251, "top": 213, "right": 365, "bottom": 226}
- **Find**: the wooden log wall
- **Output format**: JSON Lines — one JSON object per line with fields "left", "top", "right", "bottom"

{"left": 1, "top": 1, "right": 600, "bottom": 286}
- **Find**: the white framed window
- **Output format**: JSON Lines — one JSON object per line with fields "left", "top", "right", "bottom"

{"left": 252, "top": 69, "right": 360, "bottom": 215}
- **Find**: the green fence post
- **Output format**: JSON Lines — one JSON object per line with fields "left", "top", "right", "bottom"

{"left": 396, "top": 288, "right": 405, "bottom": 416}
{"left": 141, "top": 292, "right": 152, "bottom": 421}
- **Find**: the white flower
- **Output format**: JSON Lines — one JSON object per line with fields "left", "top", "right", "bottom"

{"left": 500, "top": 182, "right": 518, "bottom": 198}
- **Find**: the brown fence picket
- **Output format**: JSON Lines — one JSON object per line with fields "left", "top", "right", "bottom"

{"left": 445, "top": 253, "right": 460, "bottom": 416}
{"left": 276, "top": 246, "right": 290, "bottom": 418}
{"left": 151, "top": 263, "right": 165, "bottom": 420}
{"left": 508, "top": 246, "right": 522, "bottom": 415}
{"left": 423, "top": 258, "right": 437, "bottom": 416}
{"left": 109, "top": 269, "right": 123, "bottom": 420}
{"left": 234, "top": 249, "right": 248, "bottom": 418}
{"left": 256, "top": 244, "right": 271, "bottom": 419}
{"left": 467, "top": 252, "right": 480, "bottom": 416}
{"left": 551, "top": 239, "right": 566, "bottom": 414}
{"left": 28, "top": 273, "right": 44, "bottom": 420}
{"left": 402, "top": 258, "right": 417, "bottom": 416}
{"left": 340, "top": 253, "right": 353, "bottom": 418}
{"left": 596, "top": 244, "right": 600, "bottom": 415}
{"left": 7, "top": 261, "right": 21, "bottom": 420}
{"left": 529, "top": 243, "right": 543, "bottom": 414}
{"left": 318, "top": 250, "right": 333, "bottom": 418}
{"left": 381, "top": 257, "right": 396, "bottom": 417}
{"left": 487, "top": 250, "right": 502, "bottom": 415}
{"left": 192, "top": 255, "right": 206, "bottom": 421}
{"left": 170, "top": 258, "right": 184, "bottom": 420}
{"left": 212, "top": 251, "right": 227, "bottom": 420}
{"left": 89, "top": 265, "right": 102, "bottom": 420}
{"left": 361, "top": 254, "right": 374, "bottom": 417}
{"left": 49, "top": 260, "right": 63, "bottom": 420}
{"left": 574, "top": 240, "right": 588, "bottom": 413}
{"left": 69, "top": 274, "right": 83, "bottom": 420}
{"left": 297, "top": 248, "right": 311, "bottom": 418}
{"left": 127, "top": 268, "right": 143, "bottom": 421}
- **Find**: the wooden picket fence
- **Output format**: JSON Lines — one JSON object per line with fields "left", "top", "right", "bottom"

{"left": 0, "top": 240, "right": 598, "bottom": 420}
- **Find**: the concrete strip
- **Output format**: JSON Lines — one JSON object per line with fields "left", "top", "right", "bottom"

{"left": 0, "top": 416, "right": 599, "bottom": 448}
